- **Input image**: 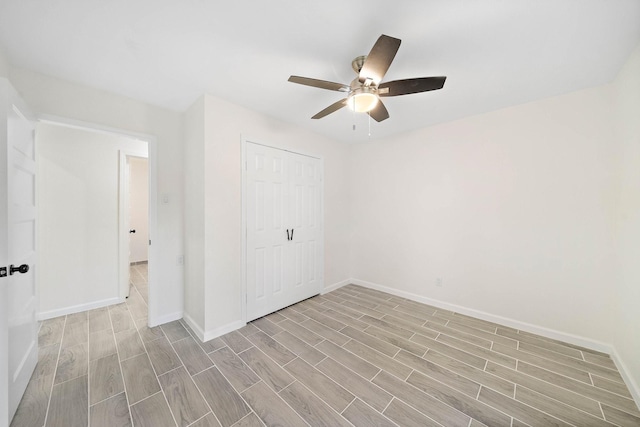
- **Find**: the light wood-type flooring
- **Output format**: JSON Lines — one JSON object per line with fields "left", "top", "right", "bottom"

{"left": 11, "top": 264, "right": 640, "bottom": 426}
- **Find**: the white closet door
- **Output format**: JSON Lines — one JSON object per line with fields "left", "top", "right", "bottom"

{"left": 287, "top": 153, "right": 323, "bottom": 304}
{"left": 246, "top": 142, "right": 322, "bottom": 322}
{"left": 246, "top": 143, "right": 289, "bottom": 321}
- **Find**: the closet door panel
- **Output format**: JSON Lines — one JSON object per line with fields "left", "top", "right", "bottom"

{"left": 287, "top": 154, "right": 322, "bottom": 305}
{"left": 246, "top": 144, "right": 289, "bottom": 321}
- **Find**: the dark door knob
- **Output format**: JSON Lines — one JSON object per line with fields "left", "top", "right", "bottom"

{"left": 9, "top": 264, "right": 29, "bottom": 275}
{"left": 129, "top": 229, "right": 136, "bottom": 233}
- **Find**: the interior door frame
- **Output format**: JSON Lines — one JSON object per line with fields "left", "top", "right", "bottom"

{"left": 0, "top": 80, "right": 10, "bottom": 426}
{"left": 119, "top": 150, "right": 149, "bottom": 300}
{"left": 241, "top": 136, "right": 325, "bottom": 324}
{"left": 37, "top": 114, "right": 160, "bottom": 325}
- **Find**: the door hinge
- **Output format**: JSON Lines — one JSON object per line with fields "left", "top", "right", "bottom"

{"left": 0, "top": 267, "right": 6, "bottom": 278}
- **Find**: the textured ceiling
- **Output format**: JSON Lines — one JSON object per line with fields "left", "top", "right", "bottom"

{"left": 1, "top": 0, "right": 639, "bottom": 142}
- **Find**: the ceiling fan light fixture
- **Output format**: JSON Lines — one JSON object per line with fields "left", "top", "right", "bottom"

{"left": 348, "top": 87, "right": 379, "bottom": 113}
{"left": 288, "top": 35, "right": 446, "bottom": 122}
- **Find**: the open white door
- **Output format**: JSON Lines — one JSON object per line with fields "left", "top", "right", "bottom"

{"left": 128, "top": 157, "right": 149, "bottom": 264}
{"left": 0, "top": 80, "right": 38, "bottom": 425}
{"left": 119, "top": 149, "right": 148, "bottom": 301}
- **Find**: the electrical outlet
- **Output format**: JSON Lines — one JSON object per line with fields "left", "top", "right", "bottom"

{"left": 177, "top": 255, "right": 184, "bottom": 266}
{"left": 436, "top": 277, "right": 443, "bottom": 287}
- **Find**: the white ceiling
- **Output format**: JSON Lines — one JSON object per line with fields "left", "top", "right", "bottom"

{"left": 1, "top": 0, "right": 639, "bottom": 143}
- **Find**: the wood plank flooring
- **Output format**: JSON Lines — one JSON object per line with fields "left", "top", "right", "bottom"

{"left": 11, "top": 264, "right": 640, "bottom": 426}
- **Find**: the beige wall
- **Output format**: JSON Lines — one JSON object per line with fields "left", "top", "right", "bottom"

{"left": 611, "top": 43, "right": 640, "bottom": 403}
{"left": 36, "top": 123, "right": 147, "bottom": 316}
{"left": 183, "top": 96, "right": 206, "bottom": 330}
{"left": 0, "top": 45, "right": 8, "bottom": 79}
{"left": 10, "top": 68, "right": 184, "bottom": 325}
{"left": 349, "top": 85, "right": 617, "bottom": 345}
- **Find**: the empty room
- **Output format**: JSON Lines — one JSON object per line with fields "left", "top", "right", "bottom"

{"left": 1, "top": 1, "right": 639, "bottom": 426}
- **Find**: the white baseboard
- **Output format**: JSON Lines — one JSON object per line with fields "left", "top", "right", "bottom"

{"left": 183, "top": 280, "right": 352, "bottom": 343}
{"left": 148, "top": 311, "right": 183, "bottom": 328}
{"left": 203, "top": 320, "right": 246, "bottom": 342}
{"left": 323, "top": 279, "right": 350, "bottom": 294}
{"left": 610, "top": 348, "right": 640, "bottom": 410}
{"left": 349, "top": 278, "right": 613, "bottom": 354}
{"left": 37, "top": 297, "right": 123, "bottom": 320}
{"left": 183, "top": 314, "right": 247, "bottom": 343}
{"left": 182, "top": 313, "right": 205, "bottom": 342}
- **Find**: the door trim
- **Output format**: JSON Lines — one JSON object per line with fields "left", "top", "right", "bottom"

{"left": 36, "top": 114, "right": 160, "bottom": 326}
{"left": 241, "top": 136, "right": 325, "bottom": 324}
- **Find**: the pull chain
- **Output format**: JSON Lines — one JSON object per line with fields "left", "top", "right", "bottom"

{"left": 352, "top": 98, "right": 356, "bottom": 131}
{"left": 368, "top": 112, "right": 371, "bottom": 137}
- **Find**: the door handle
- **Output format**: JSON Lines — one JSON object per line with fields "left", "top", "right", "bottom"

{"left": 290, "top": 228, "right": 294, "bottom": 240}
{"left": 9, "top": 264, "right": 29, "bottom": 275}
{"left": 286, "top": 229, "right": 290, "bottom": 241}
{"left": 129, "top": 229, "right": 136, "bottom": 233}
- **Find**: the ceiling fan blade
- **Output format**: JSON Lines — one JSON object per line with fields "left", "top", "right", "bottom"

{"left": 288, "top": 76, "right": 349, "bottom": 92}
{"left": 359, "top": 35, "right": 401, "bottom": 85}
{"left": 379, "top": 76, "right": 446, "bottom": 97}
{"left": 312, "top": 98, "right": 348, "bottom": 119}
{"left": 369, "top": 99, "right": 389, "bottom": 122}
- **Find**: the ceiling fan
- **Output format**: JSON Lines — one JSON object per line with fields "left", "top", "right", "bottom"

{"left": 288, "top": 34, "right": 446, "bottom": 122}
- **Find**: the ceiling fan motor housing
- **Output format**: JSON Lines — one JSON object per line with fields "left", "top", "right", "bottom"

{"left": 351, "top": 55, "right": 368, "bottom": 73}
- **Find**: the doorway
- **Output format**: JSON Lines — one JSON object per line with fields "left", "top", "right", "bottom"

{"left": 36, "top": 119, "right": 157, "bottom": 325}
